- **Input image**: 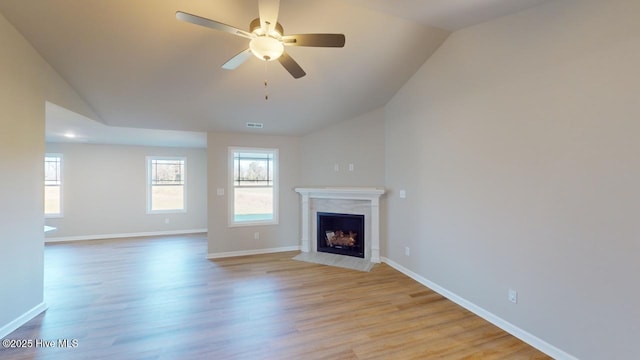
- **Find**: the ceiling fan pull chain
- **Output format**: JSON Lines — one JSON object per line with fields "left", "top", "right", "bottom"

{"left": 264, "top": 61, "right": 269, "bottom": 100}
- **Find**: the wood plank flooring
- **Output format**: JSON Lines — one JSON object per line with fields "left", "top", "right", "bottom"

{"left": 1, "top": 234, "right": 551, "bottom": 359}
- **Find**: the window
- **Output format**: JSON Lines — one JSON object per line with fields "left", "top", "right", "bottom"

{"left": 44, "top": 154, "right": 63, "bottom": 217}
{"left": 147, "top": 157, "right": 186, "bottom": 213}
{"left": 229, "top": 147, "right": 278, "bottom": 226}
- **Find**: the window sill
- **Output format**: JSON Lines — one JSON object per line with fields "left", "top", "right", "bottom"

{"left": 147, "top": 209, "right": 187, "bottom": 215}
{"left": 228, "top": 220, "right": 279, "bottom": 228}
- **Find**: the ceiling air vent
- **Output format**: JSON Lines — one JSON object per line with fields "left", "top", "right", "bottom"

{"left": 246, "top": 122, "right": 264, "bottom": 129}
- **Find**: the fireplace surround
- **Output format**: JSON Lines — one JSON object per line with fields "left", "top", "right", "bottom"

{"left": 294, "top": 187, "right": 385, "bottom": 263}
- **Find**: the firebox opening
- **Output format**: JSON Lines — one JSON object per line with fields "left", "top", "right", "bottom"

{"left": 317, "top": 212, "right": 365, "bottom": 258}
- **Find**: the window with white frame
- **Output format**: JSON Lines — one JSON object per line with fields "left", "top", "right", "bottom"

{"left": 147, "top": 157, "right": 186, "bottom": 213}
{"left": 229, "top": 147, "right": 278, "bottom": 226}
{"left": 44, "top": 154, "right": 63, "bottom": 217}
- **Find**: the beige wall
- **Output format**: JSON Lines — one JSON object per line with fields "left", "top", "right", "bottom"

{"left": 299, "top": 107, "right": 388, "bottom": 255}
{"left": 206, "top": 110, "right": 387, "bottom": 256}
{"left": 299, "top": 107, "right": 385, "bottom": 187}
{"left": 0, "top": 12, "right": 97, "bottom": 333}
{"left": 385, "top": 0, "right": 640, "bottom": 359}
{"left": 207, "top": 132, "right": 300, "bottom": 255}
{"left": 44, "top": 143, "right": 207, "bottom": 239}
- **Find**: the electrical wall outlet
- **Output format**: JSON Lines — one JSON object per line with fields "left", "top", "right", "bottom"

{"left": 405, "top": 246, "right": 410, "bottom": 256}
{"left": 348, "top": 163, "right": 354, "bottom": 172}
{"left": 334, "top": 164, "right": 340, "bottom": 172}
{"left": 254, "top": 232, "right": 260, "bottom": 240}
{"left": 508, "top": 289, "right": 518, "bottom": 304}
{"left": 164, "top": 218, "right": 170, "bottom": 224}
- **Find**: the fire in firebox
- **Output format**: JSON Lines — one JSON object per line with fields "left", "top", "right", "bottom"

{"left": 325, "top": 230, "right": 357, "bottom": 248}
{"left": 317, "top": 212, "right": 364, "bottom": 258}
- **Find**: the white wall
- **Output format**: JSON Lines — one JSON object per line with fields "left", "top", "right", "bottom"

{"left": 44, "top": 143, "right": 207, "bottom": 240}
{"left": 0, "top": 12, "right": 98, "bottom": 336}
{"left": 207, "top": 132, "right": 300, "bottom": 256}
{"left": 299, "top": 107, "right": 386, "bottom": 187}
{"left": 384, "top": 0, "right": 640, "bottom": 359}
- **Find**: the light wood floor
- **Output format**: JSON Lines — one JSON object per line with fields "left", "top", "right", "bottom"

{"left": 2, "top": 234, "right": 551, "bottom": 359}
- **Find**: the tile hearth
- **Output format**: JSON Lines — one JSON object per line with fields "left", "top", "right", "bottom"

{"left": 293, "top": 252, "right": 374, "bottom": 272}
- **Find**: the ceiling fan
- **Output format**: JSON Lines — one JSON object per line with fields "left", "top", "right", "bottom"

{"left": 176, "top": 0, "right": 346, "bottom": 79}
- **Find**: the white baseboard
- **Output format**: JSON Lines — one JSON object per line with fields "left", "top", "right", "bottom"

{"left": 0, "top": 302, "right": 48, "bottom": 339}
{"left": 381, "top": 257, "right": 578, "bottom": 360}
{"left": 207, "top": 245, "right": 300, "bottom": 259}
{"left": 45, "top": 229, "right": 208, "bottom": 243}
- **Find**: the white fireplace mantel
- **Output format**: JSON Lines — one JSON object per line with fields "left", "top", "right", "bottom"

{"left": 294, "top": 187, "right": 385, "bottom": 263}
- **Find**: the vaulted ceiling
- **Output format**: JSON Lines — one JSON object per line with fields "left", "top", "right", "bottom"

{"left": 0, "top": 0, "right": 551, "bottom": 138}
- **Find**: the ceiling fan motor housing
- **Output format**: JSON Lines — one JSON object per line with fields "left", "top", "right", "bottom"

{"left": 249, "top": 18, "right": 283, "bottom": 37}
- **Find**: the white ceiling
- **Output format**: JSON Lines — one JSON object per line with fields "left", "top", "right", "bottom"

{"left": 46, "top": 102, "right": 207, "bottom": 148}
{"left": 0, "top": 0, "right": 552, "bottom": 145}
{"left": 343, "top": 0, "right": 554, "bottom": 31}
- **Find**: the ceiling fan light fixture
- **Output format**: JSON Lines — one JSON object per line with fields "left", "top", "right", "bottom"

{"left": 249, "top": 36, "right": 284, "bottom": 61}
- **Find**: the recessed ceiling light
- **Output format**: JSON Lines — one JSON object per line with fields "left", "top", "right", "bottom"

{"left": 64, "top": 132, "right": 76, "bottom": 138}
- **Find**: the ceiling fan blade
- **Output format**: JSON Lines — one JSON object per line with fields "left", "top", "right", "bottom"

{"left": 278, "top": 52, "right": 306, "bottom": 79}
{"left": 258, "top": 0, "right": 280, "bottom": 34}
{"left": 282, "top": 34, "right": 346, "bottom": 47}
{"left": 176, "top": 11, "right": 253, "bottom": 39}
{"left": 222, "top": 49, "right": 253, "bottom": 70}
